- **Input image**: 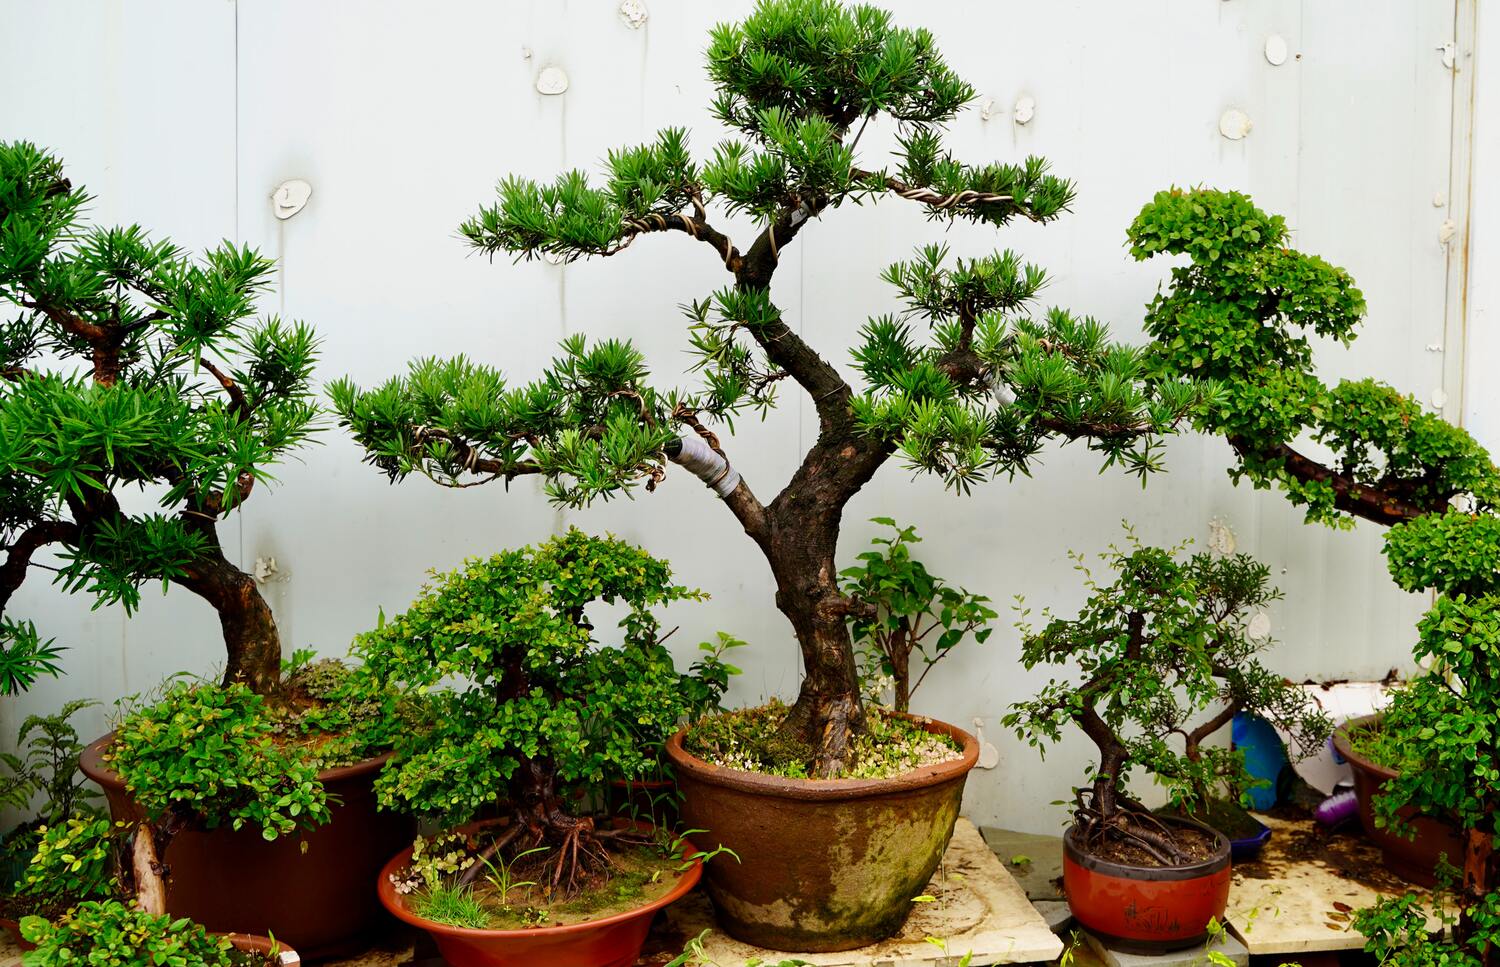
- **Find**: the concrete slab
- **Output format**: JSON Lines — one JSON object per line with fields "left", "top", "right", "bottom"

{"left": 1034, "top": 899, "right": 1075, "bottom": 935}
{"left": 979, "top": 826, "right": 1066, "bottom": 901}
{"left": 659, "top": 818, "right": 1065, "bottom": 966}
{"left": 1225, "top": 815, "right": 1447, "bottom": 956}
{"left": 1083, "top": 930, "right": 1248, "bottom": 967}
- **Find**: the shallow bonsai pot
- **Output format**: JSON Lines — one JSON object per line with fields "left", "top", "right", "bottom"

{"left": 1063, "top": 817, "right": 1231, "bottom": 952}
{"left": 1333, "top": 714, "right": 1465, "bottom": 887}
{"left": 224, "top": 933, "right": 301, "bottom": 966}
{"left": 80, "top": 733, "right": 414, "bottom": 960}
{"left": 1229, "top": 819, "right": 1272, "bottom": 861}
{"left": 665, "top": 712, "right": 978, "bottom": 952}
{"left": 377, "top": 818, "right": 702, "bottom": 967}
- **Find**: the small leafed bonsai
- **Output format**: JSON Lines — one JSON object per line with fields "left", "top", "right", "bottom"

{"left": 332, "top": 0, "right": 1208, "bottom": 775}
{"left": 1005, "top": 538, "right": 1329, "bottom": 866}
{"left": 22, "top": 900, "right": 286, "bottom": 967}
{"left": 359, "top": 529, "right": 708, "bottom": 908}
{"left": 840, "top": 518, "right": 995, "bottom": 712}
{"left": 1131, "top": 189, "right": 1500, "bottom": 963}
{"left": 0, "top": 141, "right": 320, "bottom": 696}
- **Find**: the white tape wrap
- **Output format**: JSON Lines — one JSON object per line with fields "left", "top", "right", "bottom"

{"left": 670, "top": 434, "right": 741, "bottom": 498}
{"left": 988, "top": 373, "right": 1018, "bottom": 406}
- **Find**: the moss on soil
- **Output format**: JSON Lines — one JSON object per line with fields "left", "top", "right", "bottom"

{"left": 683, "top": 701, "right": 961, "bottom": 779}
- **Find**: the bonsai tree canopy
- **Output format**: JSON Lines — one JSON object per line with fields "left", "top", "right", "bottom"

{"left": 333, "top": 0, "right": 1209, "bottom": 774}
{"left": 1132, "top": 188, "right": 1500, "bottom": 962}
{"left": 357, "top": 529, "right": 703, "bottom": 895}
{"left": 1006, "top": 538, "right": 1329, "bottom": 865}
{"left": 0, "top": 141, "right": 320, "bottom": 695}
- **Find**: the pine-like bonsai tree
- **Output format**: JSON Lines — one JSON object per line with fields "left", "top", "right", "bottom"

{"left": 357, "top": 529, "right": 702, "bottom": 894}
{"left": 1005, "top": 538, "right": 1329, "bottom": 864}
{"left": 1130, "top": 188, "right": 1499, "bottom": 962}
{"left": 0, "top": 142, "right": 319, "bottom": 695}
{"left": 332, "top": 0, "right": 1206, "bottom": 774}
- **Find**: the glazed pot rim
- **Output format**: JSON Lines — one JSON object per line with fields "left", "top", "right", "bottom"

{"left": 1331, "top": 713, "right": 1399, "bottom": 781}
{"left": 376, "top": 818, "right": 701, "bottom": 939}
{"left": 1063, "top": 816, "right": 1230, "bottom": 881}
{"left": 665, "top": 710, "right": 978, "bottom": 802}
{"left": 79, "top": 732, "right": 395, "bottom": 791}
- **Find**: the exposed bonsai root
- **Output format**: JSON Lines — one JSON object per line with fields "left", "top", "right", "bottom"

{"left": 780, "top": 688, "right": 865, "bottom": 778}
{"left": 1073, "top": 787, "right": 1195, "bottom": 867}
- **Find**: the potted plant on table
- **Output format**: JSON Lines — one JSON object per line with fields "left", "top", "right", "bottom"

{"left": 1004, "top": 537, "right": 1330, "bottom": 952}
{"left": 0, "top": 140, "right": 416, "bottom": 956}
{"left": 362, "top": 530, "right": 717, "bottom": 967}
{"left": 332, "top": 0, "right": 1207, "bottom": 950}
{"left": 1129, "top": 187, "right": 1500, "bottom": 964}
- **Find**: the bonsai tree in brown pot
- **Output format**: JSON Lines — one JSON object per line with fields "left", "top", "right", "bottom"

{"left": 332, "top": 1, "right": 1204, "bottom": 949}
{"left": 1129, "top": 187, "right": 1500, "bottom": 966}
{"left": 0, "top": 141, "right": 413, "bottom": 958}
{"left": 1005, "top": 536, "right": 1329, "bottom": 951}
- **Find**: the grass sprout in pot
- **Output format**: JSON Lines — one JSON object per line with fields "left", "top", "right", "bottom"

{"left": 1005, "top": 537, "right": 1331, "bottom": 951}
{"left": 359, "top": 531, "right": 724, "bottom": 967}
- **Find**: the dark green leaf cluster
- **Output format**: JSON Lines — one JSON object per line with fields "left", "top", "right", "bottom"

{"left": 0, "top": 697, "right": 98, "bottom": 824}
{"left": 21, "top": 900, "right": 244, "bottom": 967}
{"left": 853, "top": 246, "right": 1210, "bottom": 491}
{"left": 330, "top": 337, "right": 677, "bottom": 508}
{"left": 0, "top": 618, "right": 63, "bottom": 694}
{"left": 840, "top": 518, "right": 995, "bottom": 711}
{"left": 1354, "top": 886, "right": 1489, "bottom": 967}
{"left": 1130, "top": 187, "right": 1499, "bottom": 527}
{"left": 1005, "top": 538, "right": 1330, "bottom": 812}
{"left": 356, "top": 529, "right": 708, "bottom": 823}
{"left": 0, "top": 140, "right": 320, "bottom": 614}
{"left": 14, "top": 815, "right": 126, "bottom": 909}
{"left": 107, "top": 682, "right": 331, "bottom": 841}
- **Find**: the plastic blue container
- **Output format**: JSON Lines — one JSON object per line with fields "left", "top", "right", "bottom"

{"left": 1233, "top": 711, "right": 1289, "bottom": 810}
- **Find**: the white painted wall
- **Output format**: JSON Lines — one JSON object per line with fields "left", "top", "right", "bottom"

{"left": 0, "top": 0, "right": 1474, "bottom": 835}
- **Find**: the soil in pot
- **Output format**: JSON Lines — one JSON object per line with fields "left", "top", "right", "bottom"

{"left": 1334, "top": 715, "right": 1465, "bottom": 887}
{"left": 1063, "top": 816, "right": 1232, "bottom": 953}
{"left": 378, "top": 819, "right": 702, "bottom": 967}
{"left": 668, "top": 703, "right": 978, "bottom": 952}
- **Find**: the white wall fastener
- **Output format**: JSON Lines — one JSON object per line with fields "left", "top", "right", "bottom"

{"left": 1264, "top": 34, "right": 1289, "bottom": 66}
{"left": 1219, "top": 108, "right": 1252, "bottom": 140}
{"left": 271, "top": 179, "right": 312, "bottom": 220}
{"left": 619, "top": 0, "right": 648, "bottom": 29}
{"left": 536, "top": 66, "right": 569, "bottom": 95}
{"left": 1013, "top": 95, "right": 1035, "bottom": 125}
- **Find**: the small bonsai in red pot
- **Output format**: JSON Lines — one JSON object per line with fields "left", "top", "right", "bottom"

{"left": 21, "top": 900, "right": 298, "bottom": 966}
{"left": 1005, "top": 536, "right": 1329, "bottom": 951}
{"left": 360, "top": 530, "right": 719, "bottom": 967}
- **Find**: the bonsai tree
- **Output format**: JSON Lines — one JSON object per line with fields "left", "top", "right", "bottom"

{"left": 357, "top": 529, "right": 704, "bottom": 895}
{"left": 1004, "top": 538, "right": 1330, "bottom": 864}
{"left": 21, "top": 900, "right": 287, "bottom": 967}
{"left": 332, "top": 0, "right": 1207, "bottom": 774}
{"left": 840, "top": 518, "right": 995, "bottom": 712}
{"left": 1130, "top": 189, "right": 1499, "bottom": 962}
{"left": 0, "top": 141, "right": 320, "bottom": 695}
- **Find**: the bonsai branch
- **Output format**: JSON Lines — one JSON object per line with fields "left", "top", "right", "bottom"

{"left": 1229, "top": 435, "right": 1439, "bottom": 525}
{"left": 0, "top": 521, "right": 79, "bottom": 612}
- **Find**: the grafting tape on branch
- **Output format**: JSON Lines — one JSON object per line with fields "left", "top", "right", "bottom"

{"left": 988, "top": 373, "right": 1018, "bottom": 406}
{"left": 666, "top": 434, "right": 741, "bottom": 498}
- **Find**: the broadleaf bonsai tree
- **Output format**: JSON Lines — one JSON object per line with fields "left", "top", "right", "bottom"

{"left": 357, "top": 529, "right": 705, "bottom": 896}
{"left": 1130, "top": 188, "right": 1500, "bottom": 962}
{"left": 1005, "top": 537, "right": 1329, "bottom": 864}
{"left": 0, "top": 141, "right": 320, "bottom": 695}
{"left": 840, "top": 517, "right": 995, "bottom": 712}
{"left": 332, "top": 0, "right": 1209, "bottom": 774}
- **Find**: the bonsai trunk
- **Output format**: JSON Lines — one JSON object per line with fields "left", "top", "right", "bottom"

{"left": 175, "top": 538, "right": 282, "bottom": 697}
{"left": 890, "top": 621, "right": 912, "bottom": 713}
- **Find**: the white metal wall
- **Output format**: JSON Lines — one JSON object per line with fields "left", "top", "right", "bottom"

{"left": 0, "top": 0, "right": 1475, "bottom": 834}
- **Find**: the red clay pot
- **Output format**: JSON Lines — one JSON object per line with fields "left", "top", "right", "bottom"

{"left": 0, "top": 917, "right": 33, "bottom": 951}
{"left": 1063, "top": 817, "right": 1231, "bottom": 952}
{"left": 1333, "top": 715, "right": 1465, "bottom": 887}
{"left": 377, "top": 818, "right": 702, "bottom": 967}
{"left": 666, "top": 712, "right": 978, "bottom": 952}
{"left": 80, "top": 734, "right": 414, "bottom": 960}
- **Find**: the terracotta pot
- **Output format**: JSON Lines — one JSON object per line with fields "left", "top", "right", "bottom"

{"left": 665, "top": 712, "right": 978, "bottom": 952}
{"left": 1333, "top": 715, "right": 1465, "bottom": 887}
{"left": 1063, "top": 817, "right": 1232, "bottom": 952}
{"left": 80, "top": 734, "right": 414, "bottom": 960}
{"left": 377, "top": 818, "right": 702, "bottom": 967}
{"left": 224, "top": 933, "right": 302, "bottom": 965}
{"left": 0, "top": 916, "right": 33, "bottom": 951}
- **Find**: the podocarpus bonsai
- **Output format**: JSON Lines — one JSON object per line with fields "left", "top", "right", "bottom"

{"left": 1130, "top": 188, "right": 1500, "bottom": 965}
{"left": 1006, "top": 538, "right": 1329, "bottom": 865}
{"left": 0, "top": 141, "right": 319, "bottom": 695}
{"left": 332, "top": 0, "right": 1206, "bottom": 776}
{"left": 359, "top": 529, "right": 703, "bottom": 899}
{"left": 840, "top": 518, "right": 996, "bottom": 713}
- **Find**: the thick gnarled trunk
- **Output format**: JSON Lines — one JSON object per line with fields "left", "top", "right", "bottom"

{"left": 176, "top": 541, "right": 281, "bottom": 697}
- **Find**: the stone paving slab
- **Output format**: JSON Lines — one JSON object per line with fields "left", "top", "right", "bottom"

{"left": 979, "top": 826, "right": 1067, "bottom": 902}
{"left": 658, "top": 819, "right": 1064, "bottom": 966}
{"left": 1082, "top": 931, "right": 1247, "bottom": 967}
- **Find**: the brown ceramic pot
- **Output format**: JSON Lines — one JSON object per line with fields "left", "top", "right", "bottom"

{"left": 1333, "top": 715, "right": 1465, "bottom": 887}
{"left": 665, "top": 712, "right": 978, "bottom": 952}
{"left": 80, "top": 734, "right": 414, "bottom": 960}
{"left": 224, "top": 933, "right": 301, "bottom": 965}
